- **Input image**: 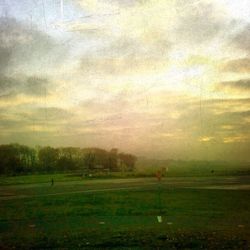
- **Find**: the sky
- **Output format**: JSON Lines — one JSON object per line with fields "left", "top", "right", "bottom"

{"left": 0, "top": 0, "right": 250, "bottom": 161}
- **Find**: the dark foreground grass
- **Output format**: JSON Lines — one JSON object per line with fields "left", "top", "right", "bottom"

{"left": 1, "top": 185, "right": 250, "bottom": 249}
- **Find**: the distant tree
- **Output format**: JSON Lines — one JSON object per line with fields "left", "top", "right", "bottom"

{"left": 119, "top": 153, "right": 137, "bottom": 171}
{"left": 17, "top": 144, "right": 37, "bottom": 172}
{"left": 0, "top": 144, "right": 23, "bottom": 175}
{"left": 57, "top": 147, "right": 80, "bottom": 171}
{"left": 82, "top": 148, "right": 111, "bottom": 172}
{"left": 0, "top": 144, "right": 138, "bottom": 175}
{"left": 56, "top": 156, "right": 75, "bottom": 171}
{"left": 83, "top": 151, "right": 96, "bottom": 172}
{"left": 108, "top": 148, "right": 119, "bottom": 171}
{"left": 38, "top": 146, "right": 59, "bottom": 172}
{"left": 91, "top": 148, "right": 108, "bottom": 170}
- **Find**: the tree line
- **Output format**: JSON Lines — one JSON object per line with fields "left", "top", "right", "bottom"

{"left": 0, "top": 144, "right": 137, "bottom": 175}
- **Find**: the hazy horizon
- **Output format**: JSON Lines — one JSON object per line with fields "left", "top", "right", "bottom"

{"left": 1, "top": 0, "right": 250, "bottom": 161}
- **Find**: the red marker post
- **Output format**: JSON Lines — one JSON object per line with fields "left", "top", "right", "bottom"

{"left": 156, "top": 170, "right": 162, "bottom": 182}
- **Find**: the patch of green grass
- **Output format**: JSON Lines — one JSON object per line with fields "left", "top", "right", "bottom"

{"left": 1, "top": 183, "right": 250, "bottom": 248}
{"left": 0, "top": 173, "right": 82, "bottom": 186}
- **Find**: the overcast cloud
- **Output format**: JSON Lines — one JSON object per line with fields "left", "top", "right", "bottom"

{"left": 0, "top": 0, "right": 250, "bottom": 161}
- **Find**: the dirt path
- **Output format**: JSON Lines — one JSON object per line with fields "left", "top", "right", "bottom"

{"left": 1, "top": 176, "right": 250, "bottom": 200}
{"left": 0, "top": 182, "right": 159, "bottom": 200}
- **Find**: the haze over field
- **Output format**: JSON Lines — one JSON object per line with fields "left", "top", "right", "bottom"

{"left": 0, "top": 0, "right": 250, "bottom": 161}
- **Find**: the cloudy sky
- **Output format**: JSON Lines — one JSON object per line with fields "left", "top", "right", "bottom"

{"left": 0, "top": 0, "right": 250, "bottom": 161}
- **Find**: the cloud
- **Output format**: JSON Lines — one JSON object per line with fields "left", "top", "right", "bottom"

{"left": 0, "top": 106, "right": 72, "bottom": 136}
{"left": 0, "top": 77, "right": 17, "bottom": 97}
{"left": 0, "top": 17, "right": 67, "bottom": 74}
{"left": 159, "top": 96, "right": 250, "bottom": 136}
{"left": 24, "top": 107, "right": 72, "bottom": 122}
{"left": 217, "top": 79, "right": 250, "bottom": 92}
{"left": 54, "top": 20, "right": 108, "bottom": 37}
{"left": 24, "top": 77, "right": 49, "bottom": 96}
{"left": 0, "top": 46, "right": 12, "bottom": 74}
{"left": 221, "top": 58, "right": 250, "bottom": 73}
{"left": 80, "top": 55, "right": 168, "bottom": 76}
{"left": 223, "top": 135, "right": 248, "bottom": 144}
{"left": 75, "top": 0, "right": 234, "bottom": 79}
{"left": 0, "top": 76, "right": 50, "bottom": 98}
{"left": 102, "top": 36, "right": 171, "bottom": 58}
{"left": 221, "top": 110, "right": 250, "bottom": 120}
{"left": 1, "top": 0, "right": 250, "bottom": 161}
{"left": 80, "top": 35, "right": 171, "bottom": 75}
{"left": 199, "top": 97, "right": 250, "bottom": 115}
{"left": 175, "top": 2, "right": 228, "bottom": 45}
{"left": 232, "top": 24, "right": 250, "bottom": 54}
{"left": 77, "top": 93, "right": 250, "bottom": 146}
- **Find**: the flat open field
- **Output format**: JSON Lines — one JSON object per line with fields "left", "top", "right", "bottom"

{"left": 0, "top": 175, "right": 250, "bottom": 249}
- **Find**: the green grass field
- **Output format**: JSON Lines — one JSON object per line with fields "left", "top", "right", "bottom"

{"left": 0, "top": 175, "right": 250, "bottom": 249}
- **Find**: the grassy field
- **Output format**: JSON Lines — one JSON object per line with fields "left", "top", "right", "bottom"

{"left": 0, "top": 175, "right": 250, "bottom": 249}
